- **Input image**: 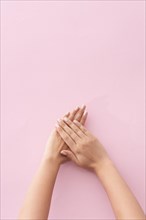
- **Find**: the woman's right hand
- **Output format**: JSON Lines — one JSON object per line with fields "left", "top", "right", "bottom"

{"left": 56, "top": 116, "right": 146, "bottom": 220}
{"left": 56, "top": 117, "right": 111, "bottom": 173}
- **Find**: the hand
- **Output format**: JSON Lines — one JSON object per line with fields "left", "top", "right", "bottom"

{"left": 43, "top": 106, "right": 88, "bottom": 166}
{"left": 56, "top": 117, "right": 110, "bottom": 173}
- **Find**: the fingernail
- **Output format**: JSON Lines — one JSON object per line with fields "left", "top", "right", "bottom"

{"left": 84, "top": 111, "right": 88, "bottom": 115}
{"left": 81, "top": 104, "right": 86, "bottom": 110}
{"left": 55, "top": 123, "right": 59, "bottom": 127}
{"left": 61, "top": 151, "right": 67, "bottom": 156}
{"left": 57, "top": 118, "right": 62, "bottom": 123}
{"left": 75, "top": 106, "right": 79, "bottom": 110}
{"left": 73, "top": 120, "right": 78, "bottom": 123}
{"left": 63, "top": 117, "right": 68, "bottom": 121}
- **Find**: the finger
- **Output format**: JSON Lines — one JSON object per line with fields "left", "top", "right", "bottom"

{"left": 73, "top": 120, "right": 89, "bottom": 135}
{"left": 57, "top": 119, "right": 81, "bottom": 142}
{"left": 61, "top": 154, "right": 69, "bottom": 162}
{"left": 56, "top": 124, "right": 76, "bottom": 151}
{"left": 74, "top": 105, "right": 86, "bottom": 122}
{"left": 63, "top": 117, "right": 86, "bottom": 138}
{"left": 63, "top": 112, "right": 70, "bottom": 118}
{"left": 68, "top": 106, "right": 80, "bottom": 121}
{"left": 80, "top": 111, "right": 88, "bottom": 125}
{"left": 60, "top": 150, "right": 78, "bottom": 164}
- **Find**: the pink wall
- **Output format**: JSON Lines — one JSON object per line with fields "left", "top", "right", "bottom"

{"left": 1, "top": 1, "right": 145, "bottom": 219}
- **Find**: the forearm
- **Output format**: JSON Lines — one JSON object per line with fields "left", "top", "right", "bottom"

{"left": 18, "top": 158, "right": 60, "bottom": 220}
{"left": 95, "top": 159, "right": 145, "bottom": 220}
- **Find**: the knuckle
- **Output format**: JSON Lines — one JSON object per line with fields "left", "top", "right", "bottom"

{"left": 81, "top": 138, "right": 90, "bottom": 147}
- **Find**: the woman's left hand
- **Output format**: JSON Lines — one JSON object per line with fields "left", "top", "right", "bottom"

{"left": 43, "top": 105, "right": 88, "bottom": 166}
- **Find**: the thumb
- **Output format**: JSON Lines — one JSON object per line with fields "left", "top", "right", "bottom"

{"left": 60, "top": 150, "right": 78, "bottom": 164}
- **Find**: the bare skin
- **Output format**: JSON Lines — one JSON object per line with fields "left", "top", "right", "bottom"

{"left": 56, "top": 117, "right": 146, "bottom": 220}
{"left": 18, "top": 106, "right": 145, "bottom": 220}
{"left": 18, "top": 106, "right": 87, "bottom": 220}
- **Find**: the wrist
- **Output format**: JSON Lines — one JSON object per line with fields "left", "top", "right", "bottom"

{"left": 41, "top": 156, "right": 61, "bottom": 170}
{"left": 93, "top": 157, "right": 114, "bottom": 177}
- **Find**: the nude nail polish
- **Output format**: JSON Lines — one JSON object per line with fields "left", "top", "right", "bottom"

{"left": 75, "top": 106, "right": 79, "bottom": 110}
{"left": 81, "top": 104, "right": 86, "bottom": 110}
{"left": 63, "top": 117, "right": 68, "bottom": 121}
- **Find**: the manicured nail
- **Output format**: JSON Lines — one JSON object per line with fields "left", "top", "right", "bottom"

{"left": 73, "top": 120, "right": 78, "bottom": 123}
{"left": 75, "top": 106, "right": 79, "bottom": 110}
{"left": 81, "top": 104, "right": 86, "bottom": 110}
{"left": 84, "top": 111, "right": 88, "bottom": 116}
{"left": 61, "top": 151, "right": 67, "bottom": 156}
{"left": 55, "top": 123, "right": 59, "bottom": 128}
{"left": 63, "top": 117, "right": 68, "bottom": 121}
{"left": 57, "top": 118, "right": 62, "bottom": 123}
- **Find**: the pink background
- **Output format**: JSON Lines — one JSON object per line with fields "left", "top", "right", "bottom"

{"left": 1, "top": 1, "right": 145, "bottom": 219}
